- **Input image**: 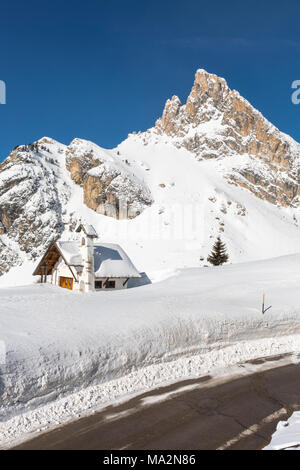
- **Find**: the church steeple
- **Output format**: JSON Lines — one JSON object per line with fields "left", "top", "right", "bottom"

{"left": 75, "top": 224, "right": 98, "bottom": 292}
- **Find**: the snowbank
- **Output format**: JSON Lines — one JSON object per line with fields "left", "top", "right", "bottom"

{"left": 265, "top": 412, "right": 300, "bottom": 450}
{"left": 1, "top": 254, "right": 300, "bottom": 446}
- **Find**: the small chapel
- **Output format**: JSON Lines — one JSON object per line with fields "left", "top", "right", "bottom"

{"left": 33, "top": 224, "right": 141, "bottom": 292}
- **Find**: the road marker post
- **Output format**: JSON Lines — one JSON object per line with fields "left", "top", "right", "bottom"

{"left": 262, "top": 293, "right": 272, "bottom": 315}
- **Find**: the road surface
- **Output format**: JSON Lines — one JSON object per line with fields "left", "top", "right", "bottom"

{"left": 14, "top": 357, "right": 300, "bottom": 450}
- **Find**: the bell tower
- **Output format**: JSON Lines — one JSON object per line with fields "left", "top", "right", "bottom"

{"left": 75, "top": 224, "right": 98, "bottom": 292}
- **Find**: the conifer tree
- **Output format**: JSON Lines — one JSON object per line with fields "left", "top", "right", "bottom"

{"left": 207, "top": 236, "right": 229, "bottom": 266}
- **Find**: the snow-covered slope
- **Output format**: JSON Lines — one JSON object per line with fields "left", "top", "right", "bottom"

{"left": 1, "top": 254, "right": 300, "bottom": 447}
{"left": 1, "top": 70, "right": 300, "bottom": 284}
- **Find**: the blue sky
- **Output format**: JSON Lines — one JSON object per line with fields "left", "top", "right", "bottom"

{"left": 0, "top": 0, "right": 300, "bottom": 160}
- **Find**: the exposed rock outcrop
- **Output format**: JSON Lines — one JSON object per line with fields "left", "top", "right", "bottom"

{"left": 66, "top": 139, "right": 153, "bottom": 219}
{"left": 0, "top": 238, "right": 21, "bottom": 275}
{"left": 83, "top": 164, "right": 152, "bottom": 219}
{"left": 66, "top": 139, "right": 103, "bottom": 186}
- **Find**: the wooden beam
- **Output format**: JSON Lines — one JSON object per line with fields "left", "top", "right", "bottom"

{"left": 45, "top": 261, "right": 48, "bottom": 283}
{"left": 67, "top": 265, "right": 78, "bottom": 283}
{"left": 33, "top": 238, "right": 60, "bottom": 276}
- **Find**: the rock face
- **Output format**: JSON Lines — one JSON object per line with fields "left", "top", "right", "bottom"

{"left": 0, "top": 239, "right": 20, "bottom": 275}
{"left": 66, "top": 139, "right": 103, "bottom": 185}
{"left": 83, "top": 166, "right": 152, "bottom": 219}
{"left": 0, "top": 138, "right": 69, "bottom": 275}
{"left": 154, "top": 69, "right": 300, "bottom": 207}
{"left": 66, "top": 139, "right": 153, "bottom": 219}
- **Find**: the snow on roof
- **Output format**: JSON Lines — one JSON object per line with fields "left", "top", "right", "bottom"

{"left": 75, "top": 224, "right": 98, "bottom": 238}
{"left": 94, "top": 243, "right": 141, "bottom": 278}
{"left": 56, "top": 241, "right": 83, "bottom": 266}
{"left": 56, "top": 240, "right": 141, "bottom": 278}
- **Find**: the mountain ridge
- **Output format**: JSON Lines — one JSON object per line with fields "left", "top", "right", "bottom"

{"left": 1, "top": 69, "right": 300, "bottom": 281}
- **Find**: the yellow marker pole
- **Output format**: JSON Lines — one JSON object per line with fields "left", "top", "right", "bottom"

{"left": 262, "top": 294, "right": 265, "bottom": 315}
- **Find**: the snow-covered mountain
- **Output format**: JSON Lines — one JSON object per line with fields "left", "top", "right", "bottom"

{"left": 1, "top": 69, "right": 300, "bottom": 283}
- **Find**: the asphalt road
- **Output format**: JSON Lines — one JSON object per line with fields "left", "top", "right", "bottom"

{"left": 14, "top": 356, "right": 300, "bottom": 450}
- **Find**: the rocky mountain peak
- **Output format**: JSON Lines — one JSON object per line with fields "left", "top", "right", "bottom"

{"left": 186, "top": 69, "right": 230, "bottom": 115}
{"left": 156, "top": 69, "right": 231, "bottom": 138}
{"left": 154, "top": 69, "right": 300, "bottom": 207}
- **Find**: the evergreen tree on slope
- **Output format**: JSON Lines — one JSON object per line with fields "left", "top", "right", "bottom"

{"left": 207, "top": 236, "right": 229, "bottom": 266}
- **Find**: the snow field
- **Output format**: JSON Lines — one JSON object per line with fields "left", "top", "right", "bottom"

{"left": 1, "top": 253, "right": 300, "bottom": 446}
